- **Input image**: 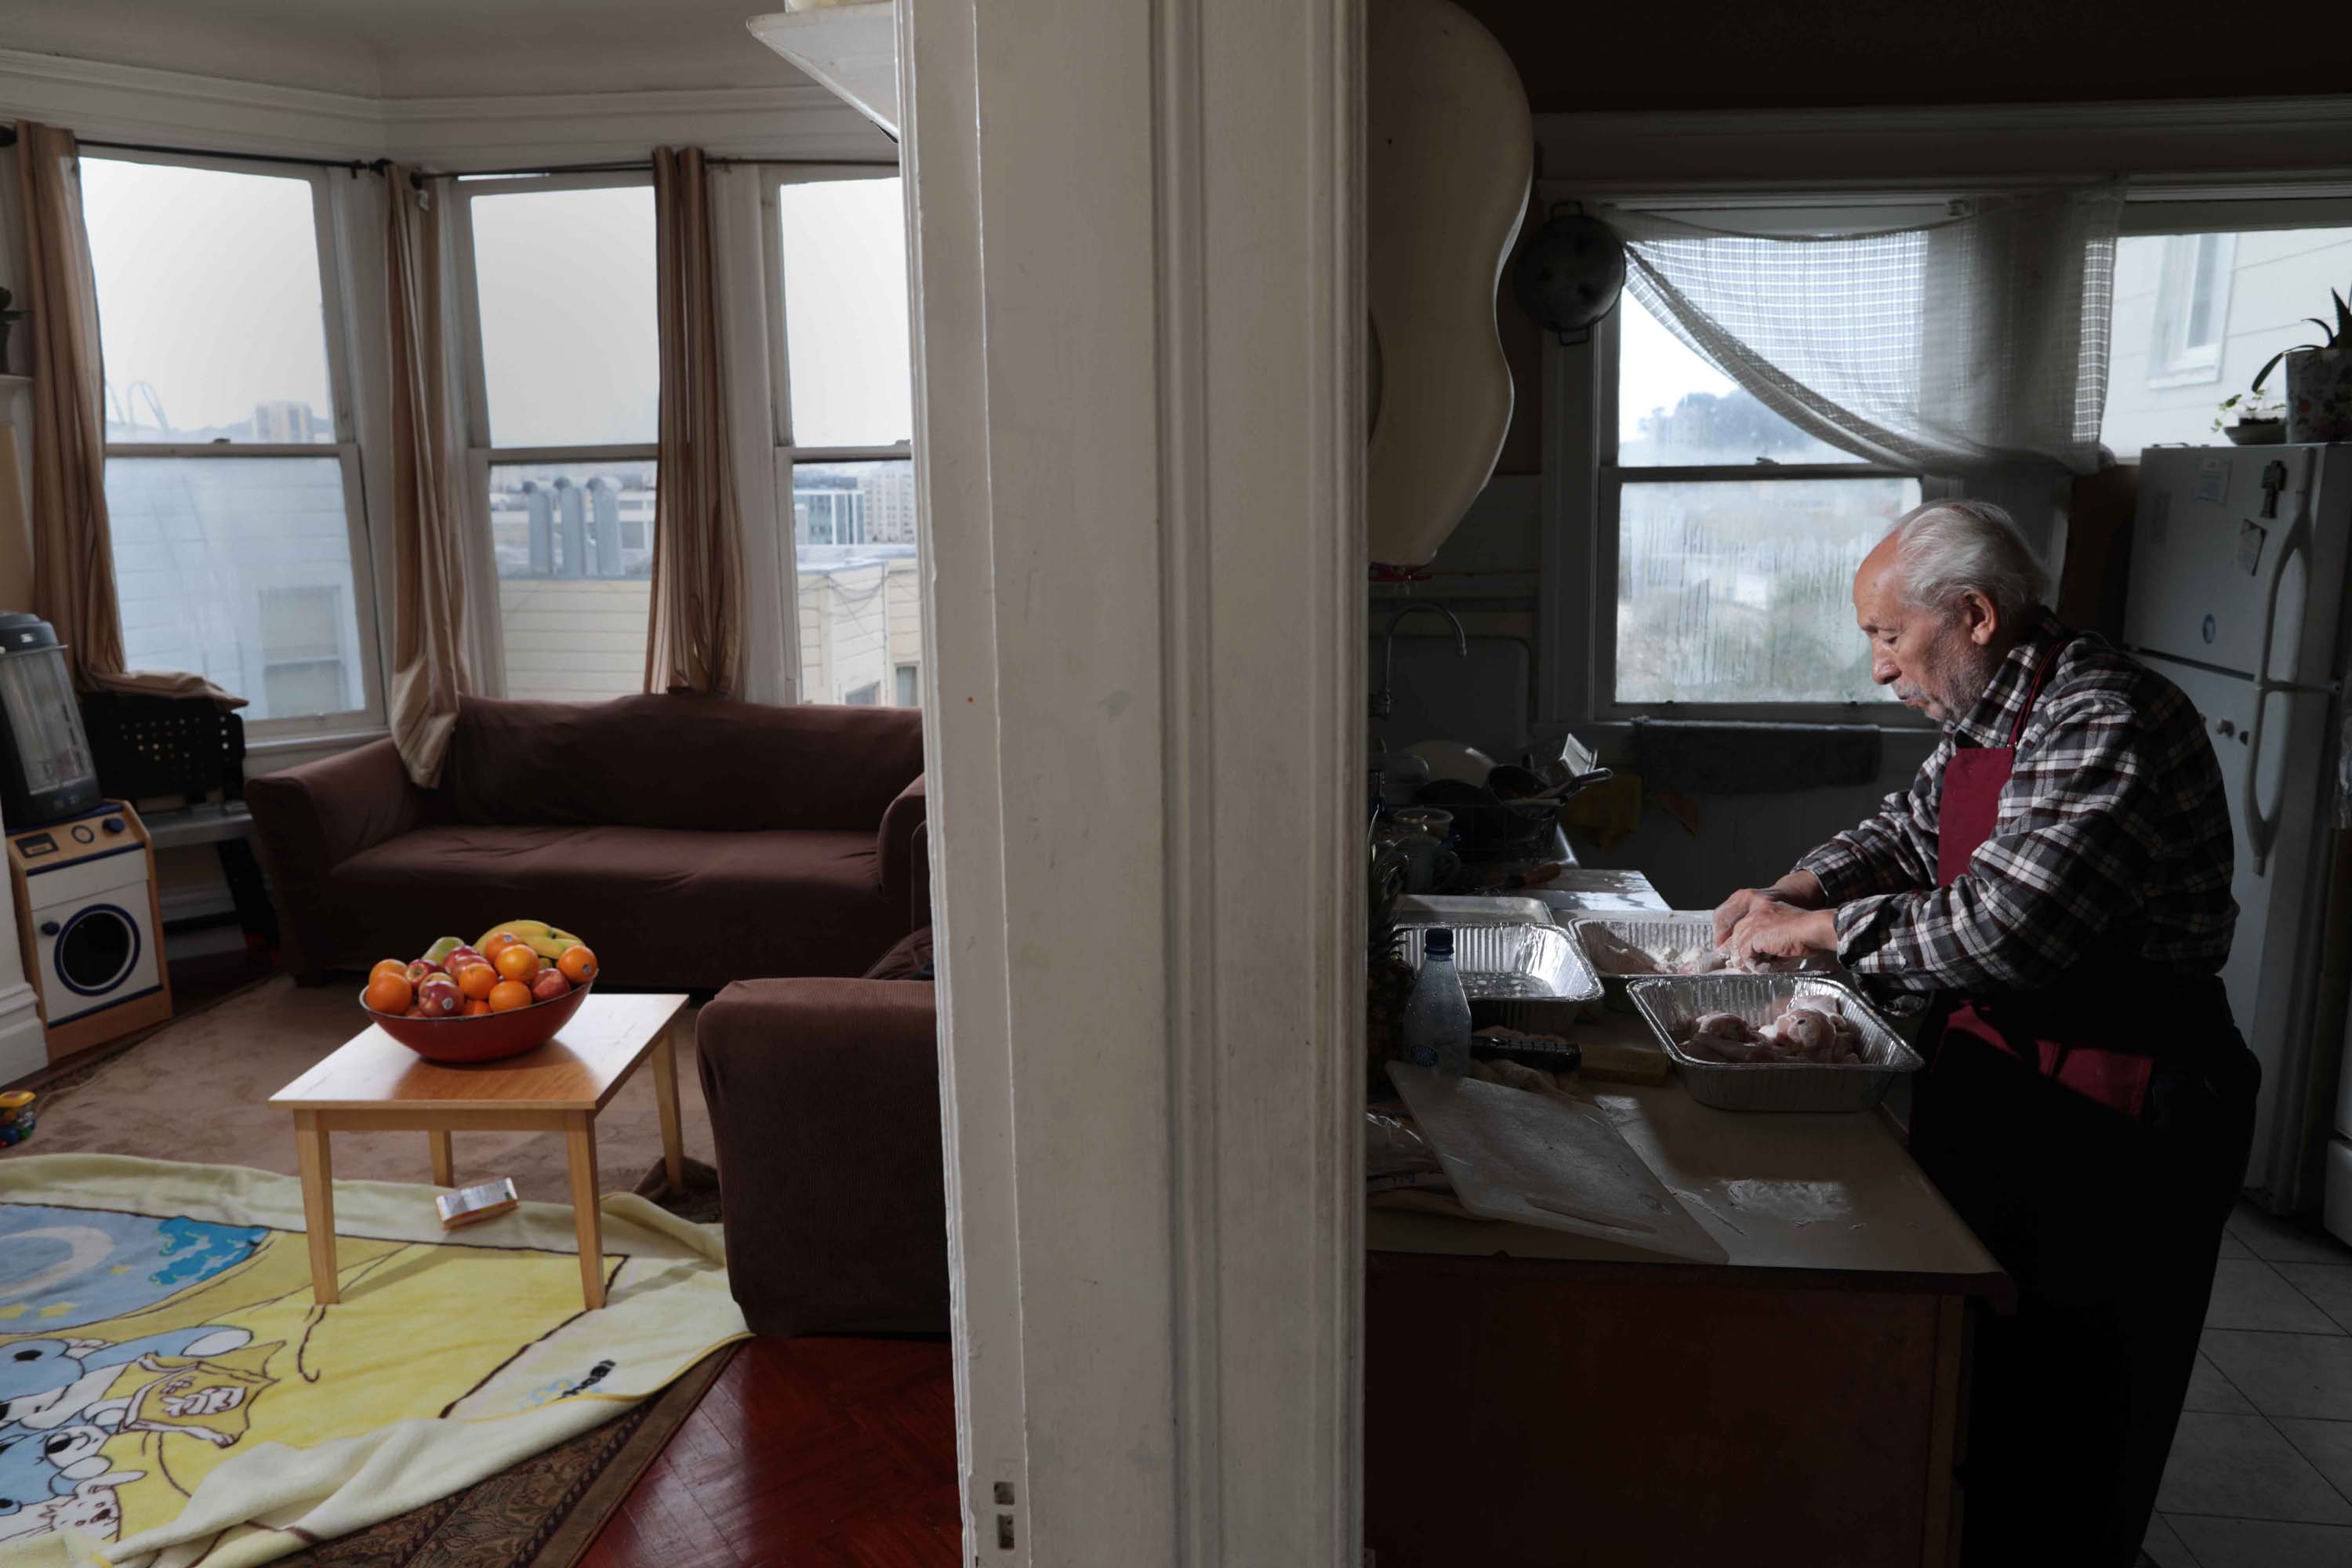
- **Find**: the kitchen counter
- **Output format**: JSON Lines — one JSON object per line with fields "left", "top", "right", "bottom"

{"left": 1369, "top": 1012, "right": 2003, "bottom": 1291}
{"left": 1364, "top": 914, "right": 2004, "bottom": 1568}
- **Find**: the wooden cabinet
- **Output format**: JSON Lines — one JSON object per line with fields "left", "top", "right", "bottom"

{"left": 1367, "top": 1250, "right": 1991, "bottom": 1566}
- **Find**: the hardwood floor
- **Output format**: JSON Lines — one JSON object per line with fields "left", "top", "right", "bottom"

{"left": 581, "top": 1335, "right": 963, "bottom": 1567}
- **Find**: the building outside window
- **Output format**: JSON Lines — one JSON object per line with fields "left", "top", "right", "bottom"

{"left": 895, "top": 662, "right": 920, "bottom": 708}
{"left": 459, "top": 176, "right": 660, "bottom": 703}
{"left": 771, "top": 172, "right": 921, "bottom": 706}
{"left": 1608, "top": 289, "right": 1920, "bottom": 712}
{"left": 82, "top": 154, "right": 381, "bottom": 734}
{"left": 2103, "top": 221, "right": 2352, "bottom": 458}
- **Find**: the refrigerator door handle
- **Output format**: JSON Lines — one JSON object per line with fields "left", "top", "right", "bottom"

{"left": 2245, "top": 451, "right": 2317, "bottom": 875}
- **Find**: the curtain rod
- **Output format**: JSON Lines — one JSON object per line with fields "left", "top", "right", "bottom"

{"left": 0, "top": 125, "right": 895, "bottom": 177}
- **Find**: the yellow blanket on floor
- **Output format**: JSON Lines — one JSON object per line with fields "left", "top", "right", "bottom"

{"left": 0, "top": 1154, "right": 747, "bottom": 1568}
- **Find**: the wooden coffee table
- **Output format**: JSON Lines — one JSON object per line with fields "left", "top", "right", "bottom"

{"left": 269, "top": 993, "right": 689, "bottom": 1310}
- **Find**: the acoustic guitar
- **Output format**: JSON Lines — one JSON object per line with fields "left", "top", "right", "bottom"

{"left": 1366, "top": 0, "right": 1533, "bottom": 569}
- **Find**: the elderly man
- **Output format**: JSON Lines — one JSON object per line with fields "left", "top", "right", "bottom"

{"left": 1715, "top": 499, "right": 2256, "bottom": 1568}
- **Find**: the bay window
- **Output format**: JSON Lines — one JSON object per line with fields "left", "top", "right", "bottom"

{"left": 82, "top": 153, "right": 381, "bottom": 735}
{"left": 768, "top": 171, "right": 920, "bottom": 707}
{"left": 456, "top": 175, "right": 660, "bottom": 703}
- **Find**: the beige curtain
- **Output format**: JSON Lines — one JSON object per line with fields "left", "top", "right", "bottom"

{"left": 383, "top": 165, "right": 474, "bottom": 784}
{"left": 645, "top": 147, "right": 745, "bottom": 695}
{"left": 16, "top": 120, "right": 238, "bottom": 702}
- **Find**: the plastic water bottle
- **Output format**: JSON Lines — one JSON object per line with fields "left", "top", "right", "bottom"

{"left": 1401, "top": 927, "right": 1472, "bottom": 1076}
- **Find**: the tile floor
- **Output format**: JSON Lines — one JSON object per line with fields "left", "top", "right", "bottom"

{"left": 2144, "top": 1201, "right": 2352, "bottom": 1566}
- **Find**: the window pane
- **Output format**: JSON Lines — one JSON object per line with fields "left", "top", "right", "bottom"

{"left": 1616, "top": 477, "right": 1918, "bottom": 705}
{"left": 105, "top": 456, "right": 363, "bottom": 720}
{"left": 1618, "top": 290, "right": 1854, "bottom": 466}
{"left": 794, "top": 459, "right": 920, "bottom": 706}
{"left": 491, "top": 462, "right": 655, "bottom": 702}
{"left": 471, "top": 187, "right": 658, "bottom": 447}
{"left": 81, "top": 160, "right": 334, "bottom": 444}
{"left": 2106, "top": 227, "right": 2352, "bottom": 456}
{"left": 778, "top": 177, "right": 913, "bottom": 448}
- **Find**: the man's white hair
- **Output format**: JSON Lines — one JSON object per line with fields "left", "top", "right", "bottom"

{"left": 1885, "top": 499, "right": 2049, "bottom": 620}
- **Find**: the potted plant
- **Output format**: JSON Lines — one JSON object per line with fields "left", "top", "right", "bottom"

{"left": 2213, "top": 391, "right": 2286, "bottom": 445}
{"left": 2252, "top": 287, "right": 2352, "bottom": 443}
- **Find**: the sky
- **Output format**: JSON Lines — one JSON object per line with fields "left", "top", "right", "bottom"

{"left": 78, "top": 157, "right": 913, "bottom": 451}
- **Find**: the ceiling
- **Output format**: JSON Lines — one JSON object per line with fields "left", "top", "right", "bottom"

{"left": 0, "top": 0, "right": 813, "bottom": 99}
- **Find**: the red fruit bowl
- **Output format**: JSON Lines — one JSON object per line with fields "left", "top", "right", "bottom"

{"left": 361, "top": 977, "right": 595, "bottom": 1064}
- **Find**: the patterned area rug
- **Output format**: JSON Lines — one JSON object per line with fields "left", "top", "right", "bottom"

{"left": 278, "top": 1345, "right": 736, "bottom": 1568}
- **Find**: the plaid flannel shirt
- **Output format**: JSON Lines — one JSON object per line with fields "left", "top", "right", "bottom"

{"left": 1795, "top": 612, "right": 2237, "bottom": 993}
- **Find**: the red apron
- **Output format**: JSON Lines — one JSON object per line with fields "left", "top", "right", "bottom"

{"left": 1931, "top": 637, "right": 2153, "bottom": 1120}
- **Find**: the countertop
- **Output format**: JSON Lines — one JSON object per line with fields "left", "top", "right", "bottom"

{"left": 1370, "top": 908, "right": 2005, "bottom": 1295}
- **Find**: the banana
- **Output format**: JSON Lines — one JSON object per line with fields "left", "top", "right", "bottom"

{"left": 477, "top": 920, "right": 583, "bottom": 960}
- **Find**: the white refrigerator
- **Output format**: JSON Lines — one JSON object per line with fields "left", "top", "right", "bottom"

{"left": 2122, "top": 445, "right": 2352, "bottom": 1223}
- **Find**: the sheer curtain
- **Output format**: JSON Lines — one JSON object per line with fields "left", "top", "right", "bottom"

{"left": 1610, "top": 185, "right": 2125, "bottom": 477}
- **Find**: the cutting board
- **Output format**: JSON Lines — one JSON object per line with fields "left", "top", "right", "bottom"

{"left": 1388, "top": 1063, "right": 1726, "bottom": 1263}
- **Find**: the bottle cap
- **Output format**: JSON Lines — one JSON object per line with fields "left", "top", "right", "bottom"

{"left": 1423, "top": 927, "right": 1453, "bottom": 956}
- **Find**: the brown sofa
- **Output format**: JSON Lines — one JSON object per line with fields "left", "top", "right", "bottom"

{"left": 246, "top": 694, "right": 927, "bottom": 989}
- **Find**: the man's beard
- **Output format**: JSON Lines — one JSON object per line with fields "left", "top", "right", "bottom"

{"left": 1896, "top": 637, "right": 2002, "bottom": 722}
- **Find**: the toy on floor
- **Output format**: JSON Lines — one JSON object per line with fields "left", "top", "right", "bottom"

{"left": 0, "top": 1088, "right": 35, "bottom": 1146}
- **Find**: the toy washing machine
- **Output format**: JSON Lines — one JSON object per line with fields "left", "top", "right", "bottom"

{"left": 7, "top": 802, "right": 172, "bottom": 1062}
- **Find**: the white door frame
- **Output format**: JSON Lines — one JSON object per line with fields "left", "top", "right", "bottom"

{"left": 898, "top": 0, "right": 1365, "bottom": 1560}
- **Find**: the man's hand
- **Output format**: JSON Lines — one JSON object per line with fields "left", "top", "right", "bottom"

{"left": 1730, "top": 903, "right": 1839, "bottom": 967}
{"left": 1711, "top": 872, "right": 1827, "bottom": 946}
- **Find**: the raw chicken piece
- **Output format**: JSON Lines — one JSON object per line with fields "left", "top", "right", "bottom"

{"left": 1584, "top": 927, "right": 1666, "bottom": 975}
{"left": 1775, "top": 1008, "right": 1836, "bottom": 1057}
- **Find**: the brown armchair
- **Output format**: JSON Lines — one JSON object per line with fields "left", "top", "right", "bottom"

{"left": 695, "top": 970, "right": 947, "bottom": 1336}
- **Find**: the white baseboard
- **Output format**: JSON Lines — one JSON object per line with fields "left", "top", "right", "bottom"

{"left": 0, "top": 982, "right": 44, "bottom": 1087}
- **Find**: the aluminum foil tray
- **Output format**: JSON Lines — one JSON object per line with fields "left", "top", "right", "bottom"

{"left": 1573, "top": 915, "right": 1841, "bottom": 1015}
{"left": 1400, "top": 923, "right": 1601, "bottom": 1031}
{"left": 1625, "top": 973, "right": 1922, "bottom": 1113}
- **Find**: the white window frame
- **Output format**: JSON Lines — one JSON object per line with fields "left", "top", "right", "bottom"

{"left": 759, "top": 165, "right": 915, "bottom": 705}
{"left": 89, "top": 147, "right": 386, "bottom": 742}
{"left": 1590, "top": 287, "right": 1946, "bottom": 728}
{"left": 2147, "top": 230, "right": 2238, "bottom": 387}
{"left": 448, "top": 169, "right": 659, "bottom": 701}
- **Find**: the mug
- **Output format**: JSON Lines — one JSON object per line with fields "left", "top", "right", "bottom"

{"left": 1387, "top": 832, "right": 1461, "bottom": 895}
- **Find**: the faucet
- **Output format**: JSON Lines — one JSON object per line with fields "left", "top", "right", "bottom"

{"left": 1373, "top": 600, "right": 1468, "bottom": 719}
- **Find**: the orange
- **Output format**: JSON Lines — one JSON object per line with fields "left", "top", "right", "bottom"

{"left": 488, "top": 978, "right": 532, "bottom": 1012}
{"left": 463, "top": 997, "right": 493, "bottom": 1017}
{"left": 481, "top": 932, "right": 521, "bottom": 963}
{"left": 365, "top": 973, "right": 412, "bottom": 1014}
{"left": 494, "top": 945, "right": 540, "bottom": 982}
{"left": 369, "top": 959, "right": 408, "bottom": 986}
{"left": 557, "top": 946, "right": 597, "bottom": 984}
{"left": 456, "top": 962, "right": 499, "bottom": 1000}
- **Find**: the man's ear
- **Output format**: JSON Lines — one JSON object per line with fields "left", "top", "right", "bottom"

{"left": 1963, "top": 589, "right": 2000, "bottom": 646}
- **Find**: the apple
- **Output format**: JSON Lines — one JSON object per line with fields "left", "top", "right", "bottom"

{"left": 418, "top": 975, "right": 463, "bottom": 1016}
{"left": 529, "top": 968, "right": 570, "bottom": 1004}
{"left": 447, "top": 945, "right": 482, "bottom": 966}
{"left": 402, "top": 1005, "right": 427, "bottom": 1018}
{"left": 405, "top": 958, "right": 444, "bottom": 988}
{"left": 423, "top": 936, "right": 466, "bottom": 967}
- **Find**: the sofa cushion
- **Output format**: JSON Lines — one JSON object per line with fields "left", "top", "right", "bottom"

{"left": 437, "top": 695, "right": 924, "bottom": 833}
{"left": 864, "top": 927, "right": 935, "bottom": 981}
{"left": 331, "top": 824, "right": 906, "bottom": 988}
